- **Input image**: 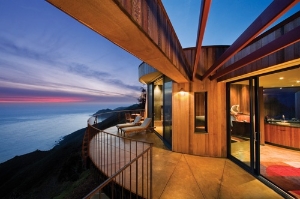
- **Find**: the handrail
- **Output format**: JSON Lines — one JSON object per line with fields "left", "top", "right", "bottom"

{"left": 92, "top": 108, "right": 145, "bottom": 117}
{"left": 88, "top": 124, "right": 153, "bottom": 144}
{"left": 83, "top": 144, "right": 152, "bottom": 199}
{"left": 87, "top": 108, "right": 145, "bottom": 125}
{"left": 83, "top": 122, "right": 153, "bottom": 198}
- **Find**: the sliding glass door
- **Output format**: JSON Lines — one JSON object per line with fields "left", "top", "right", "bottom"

{"left": 258, "top": 67, "right": 300, "bottom": 197}
{"left": 147, "top": 76, "right": 172, "bottom": 148}
{"left": 228, "top": 78, "right": 259, "bottom": 173}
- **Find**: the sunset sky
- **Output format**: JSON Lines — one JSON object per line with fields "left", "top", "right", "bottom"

{"left": 0, "top": 1, "right": 299, "bottom": 104}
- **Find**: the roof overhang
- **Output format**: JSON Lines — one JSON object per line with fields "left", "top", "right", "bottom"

{"left": 201, "top": 0, "right": 299, "bottom": 80}
{"left": 47, "top": 0, "right": 189, "bottom": 83}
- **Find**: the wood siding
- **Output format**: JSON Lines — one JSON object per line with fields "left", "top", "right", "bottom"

{"left": 230, "top": 84, "right": 250, "bottom": 115}
{"left": 115, "top": 0, "right": 192, "bottom": 79}
{"left": 218, "top": 11, "right": 300, "bottom": 81}
{"left": 172, "top": 47, "right": 227, "bottom": 157}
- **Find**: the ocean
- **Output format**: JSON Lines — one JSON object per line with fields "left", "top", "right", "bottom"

{"left": 0, "top": 103, "right": 130, "bottom": 163}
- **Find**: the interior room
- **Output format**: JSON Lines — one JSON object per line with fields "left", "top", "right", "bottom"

{"left": 153, "top": 78, "right": 163, "bottom": 136}
{"left": 229, "top": 66, "right": 300, "bottom": 198}
{"left": 259, "top": 67, "right": 300, "bottom": 197}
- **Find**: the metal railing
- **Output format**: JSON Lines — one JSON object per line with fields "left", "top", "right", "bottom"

{"left": 91, "top": 109, "right": 145, "bottom": 125}
{"left": 83, "top": 113, "right": 152, "bottom": 199}
{"left": 82, "top": 109, "right": 145, "bottom": 166}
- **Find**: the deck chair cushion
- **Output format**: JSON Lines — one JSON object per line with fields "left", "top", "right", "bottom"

{"left": 116, "top": 115, "right": 142, "bottom": 132}
{"left": 121, "top": 118, "right": 152, "bottom": 135}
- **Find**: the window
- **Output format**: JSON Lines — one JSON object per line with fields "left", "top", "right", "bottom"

{"left": 195, "top": 92, "right": 207, "bottom": 133}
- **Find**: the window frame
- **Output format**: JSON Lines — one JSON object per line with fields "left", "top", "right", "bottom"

{"left": 194, "top": 92, "right": 208, "bottom": 133}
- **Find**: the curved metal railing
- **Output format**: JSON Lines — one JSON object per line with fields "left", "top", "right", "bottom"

{"left": 90, "top": 109, "right": 145, "bottom": 125}
{"left": 83, "top": 109, "right": 145, "bottom": 163}
{"left": 82, "top": 109, "right": 152, "bottom": 198}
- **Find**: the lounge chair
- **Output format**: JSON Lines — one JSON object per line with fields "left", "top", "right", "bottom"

{"left": 121, "top": 118, "right": 152, "bottom": 136}
{"left": 116, "top": 115, "right": 142, "bottom": 133}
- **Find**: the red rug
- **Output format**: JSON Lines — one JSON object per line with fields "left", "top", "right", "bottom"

{"left": 290, "top": 190, "right": 300, "bottom": 198}
{"left": 266, "top": 165, "right": 300, "bottom": 176}
{"left": 292, "top": 190, "right": 300, "bottom": 195}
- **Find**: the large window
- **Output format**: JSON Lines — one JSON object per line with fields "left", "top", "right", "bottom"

{"left": 194, "top": 92, "right": 207, "bottom": 133}
{"left": 147, "top": 84, "right": 153, "bottom": 121}
{"left": 163, "top": 76, "right": 172, "bottom": 146}
{"left": 259, "top": 67, "right": 300, "bottom": 196}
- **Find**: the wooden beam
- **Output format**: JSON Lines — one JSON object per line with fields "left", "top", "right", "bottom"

{"left": 46, "top": 0, "right": 190, "bottom": 83}
{"left": 210, "top": 25, "right": 300, "bottom": 80}
{"left": 201, "top": 0, "right": 299, "bottom": 80}
{"left": 192, "top": 0, "right": 211, "bottom": 80}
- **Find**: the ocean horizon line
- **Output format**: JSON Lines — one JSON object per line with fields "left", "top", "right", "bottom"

{"left": 0, "top": 102, "right": 134, "bottom": 163}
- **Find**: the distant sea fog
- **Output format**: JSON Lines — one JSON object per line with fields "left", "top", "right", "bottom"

{"left": 0, "top": 102, "right": 130, "bottom": 163}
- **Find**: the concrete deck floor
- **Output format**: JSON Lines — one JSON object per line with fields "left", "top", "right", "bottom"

{"left": 99, "top": 126, "right": 283, "bottom": 199}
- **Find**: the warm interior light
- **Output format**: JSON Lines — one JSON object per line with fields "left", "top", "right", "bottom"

{"left": 279, "top": 77, "right": 284, "bottom": 80}
{"left": 297, "top": 80, "right": 300, "bottom": 83}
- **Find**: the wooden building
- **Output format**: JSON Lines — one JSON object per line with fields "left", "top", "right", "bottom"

{"left": 47, "top": 0, "right": 300, "bottom": 198}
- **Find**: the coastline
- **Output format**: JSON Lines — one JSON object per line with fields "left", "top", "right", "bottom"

{"left": 0, "top": 103, "right": 130, "bottom": 164}
{"left": 0, "top": 103, "right": 142, "bottom": 198}
{"left": 0, "top": 126, "right": 87, "bottom": 198}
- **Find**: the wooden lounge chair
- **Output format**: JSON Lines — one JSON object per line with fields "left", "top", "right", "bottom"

{"left": 116, "top": 115, "right": 142, "bottom": 133}
{"left": 121, "top": 118, "right": 152, "bottom": 136}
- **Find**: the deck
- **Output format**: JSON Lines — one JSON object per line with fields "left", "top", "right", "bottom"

{"left": 89, "top": 126, "right": 282, "bottom": 199}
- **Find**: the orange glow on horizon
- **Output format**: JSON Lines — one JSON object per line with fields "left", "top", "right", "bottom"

{"left": 0, "top": 96, "right": 87, "bottom": 103}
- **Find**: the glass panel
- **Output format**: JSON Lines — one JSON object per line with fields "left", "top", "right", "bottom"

{"left": 230, "top": 80, "right": 251, "bottom": 166}
{"left": 251, "top": 78, "right": 257, "bottom": 170}
{"left": 195, "top": 92, "right": 207, "bottom": 133}
{"left": 153, "top": 78, "right": 163, "bottom": 136}
{"left": 147, "top": 84, "right": 153, "bottom": 120}
{"left": 259, "top": 67, "right": 300, "bottom": 195}
{"left": 163, "top": 76, "right": 172, "bottom": 146}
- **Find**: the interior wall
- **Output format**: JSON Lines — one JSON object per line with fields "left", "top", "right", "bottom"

{"left": 230, "top": 84, "right": 250, "bottom": 115}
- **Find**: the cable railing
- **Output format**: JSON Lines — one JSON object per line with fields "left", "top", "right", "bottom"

{"left": 90, "top": 109, "right": 145, "bottom": 125}
{"left": 82, "top": 109, "right": 145, "bottom": 165}
{"left": 83, "top": 110, "right": 152, "bottom": 199}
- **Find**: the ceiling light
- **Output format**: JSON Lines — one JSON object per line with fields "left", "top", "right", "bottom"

{"left": 279, "top": 77, "right": 284, "bottom": 80}
{"left": 297, "top": 80, "right": 300, "bottom": 83}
